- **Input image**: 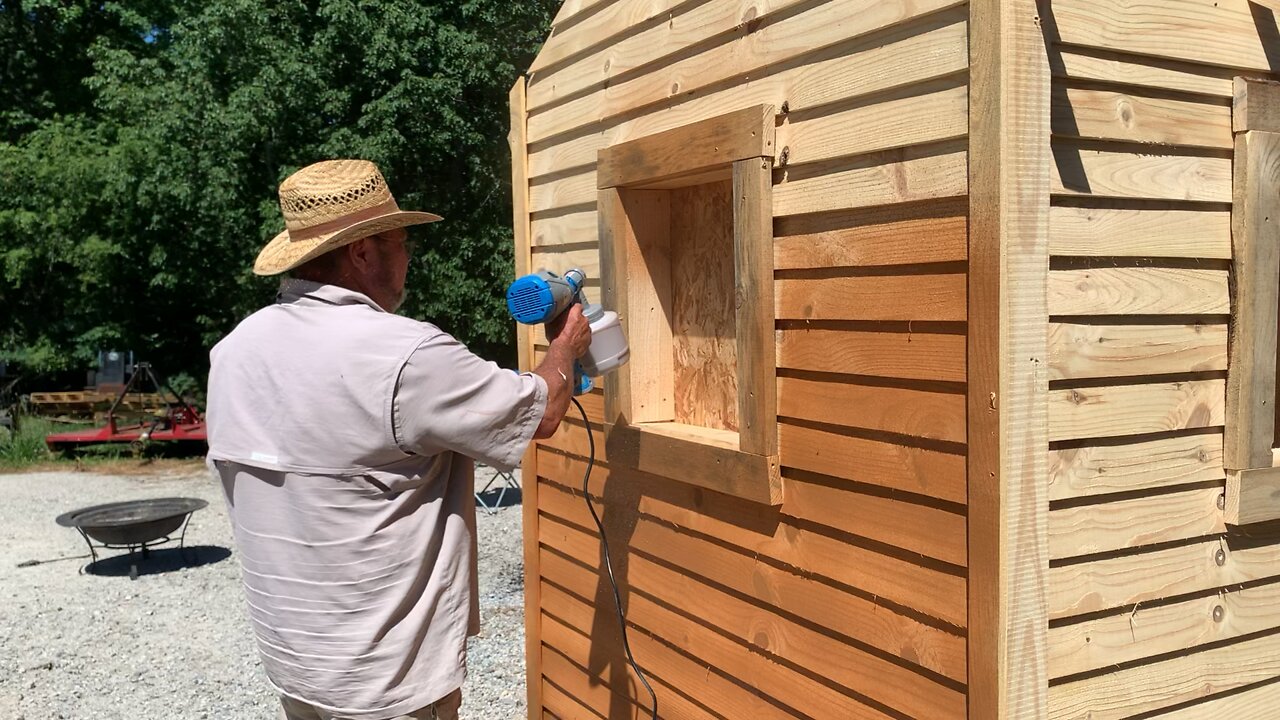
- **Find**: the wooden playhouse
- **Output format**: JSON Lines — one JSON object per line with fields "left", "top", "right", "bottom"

{"left": 507, "top": 1, "right": 1280, "bottom": 717}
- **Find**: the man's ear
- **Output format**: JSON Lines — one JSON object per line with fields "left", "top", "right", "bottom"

{"left": 345, "top": 237, "right": 375, "bottom": 273}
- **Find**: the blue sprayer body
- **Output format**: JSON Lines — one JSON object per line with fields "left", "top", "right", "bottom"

{"left": 506, "top": 269, "right": 594, "bottom": 394}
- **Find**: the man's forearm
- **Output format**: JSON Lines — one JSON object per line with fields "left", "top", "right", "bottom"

{"left": 531, "top": 340, "right": 576, "bottom": 439}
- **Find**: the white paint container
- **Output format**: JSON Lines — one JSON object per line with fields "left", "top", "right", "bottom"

{"left": 580, "top": 304, "right": 629, "bottom": 377}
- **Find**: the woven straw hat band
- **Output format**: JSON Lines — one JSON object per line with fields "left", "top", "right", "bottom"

{"left": 286, "top": 198, "right": 400, "bottom": 242}
{"left": 279, "top": 160, "right": 395, "bottom": 237}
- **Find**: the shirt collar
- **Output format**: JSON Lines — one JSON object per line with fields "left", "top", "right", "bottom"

{"left": 276, "top": 278, "right": 386, "bottom": 313}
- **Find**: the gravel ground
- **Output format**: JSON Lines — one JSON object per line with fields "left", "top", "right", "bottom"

{"left": 0, "top": 462, "right": 526, "bottom": 720}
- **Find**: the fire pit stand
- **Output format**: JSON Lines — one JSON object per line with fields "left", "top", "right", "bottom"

{"left": 55, "top": 497, "right": 208, "bottom": 579}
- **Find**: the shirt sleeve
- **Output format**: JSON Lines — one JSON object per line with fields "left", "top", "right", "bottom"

{"left": 392, "top": 331, "right": 548, "bottom": 472}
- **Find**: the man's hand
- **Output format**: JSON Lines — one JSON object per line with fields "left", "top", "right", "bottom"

{"left": 532, "top": 304, "right": 593, "bottom": 439}
{"left": 547, "top": 304, "right": 591, "bottom": 358}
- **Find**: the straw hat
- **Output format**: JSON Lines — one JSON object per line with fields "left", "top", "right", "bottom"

{"left": 254, "top": 159, "right": 442, "bottom": 275}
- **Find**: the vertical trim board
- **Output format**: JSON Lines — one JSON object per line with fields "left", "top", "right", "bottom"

{"left": 733, "top": 157, "right": 777, "bottom": 456}
{"left": 508, "top": 76, "right": 543, "bottom": 720}
{"left": 1224, "top": 127, "right": 1280, "bottom": 471}
{"left": 968, "top": 0, "right": 1051, "bottom": 716}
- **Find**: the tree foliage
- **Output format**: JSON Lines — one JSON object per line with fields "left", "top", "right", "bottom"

{"left": 0, "top": 0, "right": 557, "bottom": 381}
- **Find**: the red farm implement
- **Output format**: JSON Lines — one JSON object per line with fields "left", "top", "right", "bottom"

{"left": 45, "top": 363, "right": 206, "bottom": 452}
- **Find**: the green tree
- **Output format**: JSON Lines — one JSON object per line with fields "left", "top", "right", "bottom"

{"left": 0, "top": 0, "right": 556, "bottom": 382}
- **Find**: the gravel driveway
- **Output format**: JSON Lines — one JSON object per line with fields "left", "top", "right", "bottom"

{"left": 0, "top": 462, "right": 526, "bottom": 720}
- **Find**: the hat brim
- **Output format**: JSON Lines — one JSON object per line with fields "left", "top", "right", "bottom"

{"left": 253, "top": 210, "right": 443, "bottom": 276}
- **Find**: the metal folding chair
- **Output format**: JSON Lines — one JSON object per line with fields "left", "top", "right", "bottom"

{"left": 475, "top": 466, "right": 522, "bottom": 515}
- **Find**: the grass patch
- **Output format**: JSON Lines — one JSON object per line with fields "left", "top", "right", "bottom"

{"left": 0, "top": 417, "right": 63, "bottom": 468}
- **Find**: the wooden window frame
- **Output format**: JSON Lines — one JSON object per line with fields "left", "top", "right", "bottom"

{"left": 596, "top": 105, "right": 782, "bottom": 505}
{"left": 1225, "top": 78, "right": 1280, "bottom": 525}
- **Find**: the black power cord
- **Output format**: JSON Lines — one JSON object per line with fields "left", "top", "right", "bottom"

{"left": 571, "top": 395, "right": 659, "bottom": 720}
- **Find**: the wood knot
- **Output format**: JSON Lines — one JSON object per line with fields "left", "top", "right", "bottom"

{"left": 753, "top": 630, "right": 770, "bottom": 651}
{"left": 1118, "top": 99, "right": 1134, "bottom": 126}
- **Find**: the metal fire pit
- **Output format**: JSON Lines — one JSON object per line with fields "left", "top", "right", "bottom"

{"left": 56, "top": 497, "right": 207, "bottom": 578}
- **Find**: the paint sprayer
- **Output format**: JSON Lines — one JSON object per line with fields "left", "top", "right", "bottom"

{"left": 505, "top": 268, "right": 630, "bottom": 394}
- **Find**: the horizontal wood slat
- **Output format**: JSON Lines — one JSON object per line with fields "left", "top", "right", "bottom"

{"left": 1050, "top": 149, "right": 1232, "bottom": 202}
{"left": 1052, "top": 86, "right": 1232, "bottom": 149}
{"left": 778, "top": 421, "right": 966, "bottom": 504}
{"left": 527, "top": 17, "right": 969, "bottom": 179}
{"left": 527, "top": 0, "right": 964, "bottom": 143}
{"left": 531, "top": 245, "right": 601, "bottom": 279}
{"left": 530, "top": 0, "right": 809, "bottom": 111}
{"left": 540, "top": 537, "right": 965, "bottom": 716}
{"left": 773, "top": 147, "right": 968, "bottom": 216}
{"left": 530, "top": 0, "right": 704, "bottom": 75}
{"left": 776, "top": 82, "right": 968, "bottom": 165}
{"left": 540, "top": 649, "right": 650, "bottom": 720}
{"left": 541, "top": 585, "right": 898, "bottom": 720}
{"left": 1048, "top": 537, "right": 1280, "bottom": 619}
{"left": 539, "top": 597, "right": 794, "bottom": 719}
{"left": 532, "top": 208, "right": 598, "bottom": 248}
{"left": 532, "top": 450, "right": 967, "bottom": 661}
{"left": 1047, "top": 630, "right": 1280, "bottom": 720}
{"left": 530, "top": 171, "right": 598, "bottom": 213}
{"left": 1047, "top": 267, "right": 1230, "bottom": 316}
{"left": 785, "top": 476, "right": 967, "bottom": 567}
{"left": 1048, "top": 431, "right": 1225, "bottom": 501}
{"left": 540, "top": 675, "right": 614, "bottom": 720}
{"left": 1047, "top": 322, "right": 1228, "bottom": 380}
{"left": 778, "top": 376, "right": 965, "bottom": 444}
{"left": 1047, "top": 379, "right": 1226, "bottom": 443}
{"left": 1048, "top": 485, "right": 1225, "bottom": 559}
{"left": 776, "top": 327, "right": 967, "bottom": 383}
{"left": 1048, "top": 205, "right": 1231, "bottom": 259}
{"left": 532, "top": 107, "right": 968, "bottom": 215}
{"left": 549, "top": 0, "right": 614, "bottom": 30}
{"left": 548, "top": 442, "right": 962, "bottom": 564}
{"left": 540, "top": 417, "right": 608, "bottom": 462}
{"left": 1049, "top": 579, "right": 1280, "bottom": 679}
{"left": 774, "top": 198, "right": 968, "bottom": 269}
{"left": 535, "top": 448, "right": 962, "bottom": 627}
{"left": 1155, "top": 678, "right": 1280, "bottom": 720}
{"left": 776, "top": 272, "right": 967, "bottom": 322}
{"left": 1052, "top": 50, "right": 1236, "bottom": 99}
{"left": 1051, "top": 0, "right": 1280, "bottom": 74}
{"left": 542, "top": 559, "right": 904, "bottom": 719}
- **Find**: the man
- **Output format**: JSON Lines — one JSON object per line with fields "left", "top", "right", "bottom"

{"left": 206, "top": 159, "right": 589, "bottom": 720}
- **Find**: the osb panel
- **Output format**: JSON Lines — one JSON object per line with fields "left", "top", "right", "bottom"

{"left": 669, "top": 180, "right": 738, "bottom": 432}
